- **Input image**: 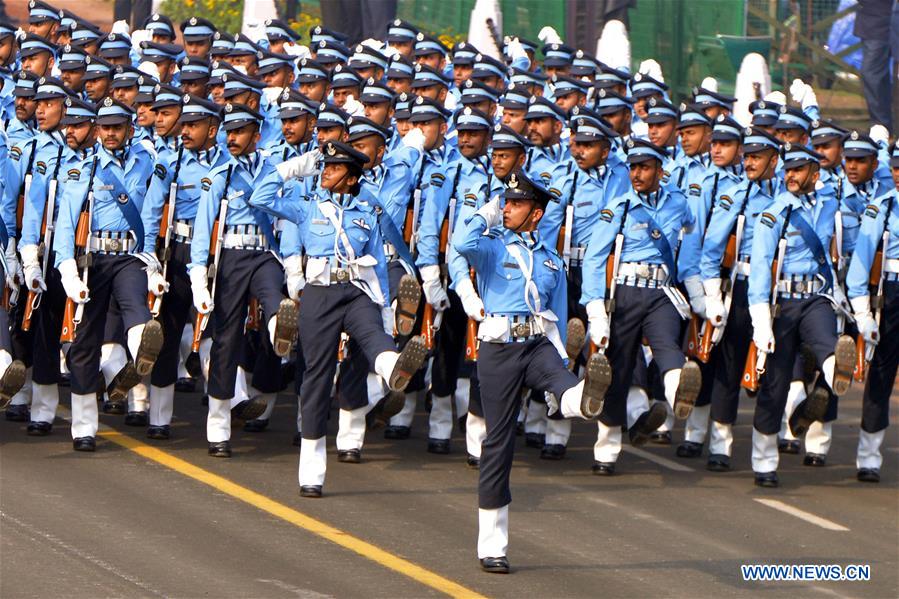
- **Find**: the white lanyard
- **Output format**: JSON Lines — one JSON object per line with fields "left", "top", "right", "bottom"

{"left": 318, "top": 199, "right": 356, "bottom": 265}
{"left": 506, "top": 242, "right": 541, "bottom": 315}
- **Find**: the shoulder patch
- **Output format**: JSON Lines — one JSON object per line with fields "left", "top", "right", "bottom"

{"left": 9, "top": 145, "right": 22, "bottom": 161}
{"left": 717, "top": 194, "right": 733, "bottom": 211}
{"left": 759, "top": 212, "right": 777, "bottom": 228}
{"left": 600, "top": 208, "right": 614, "bottom": 222}
{"left": 201, "top": 177, "right": 213, "bottom": 191}
{"left": 35, "top": 160, "right": 47, "bottom": 175}
{"left": 154, "top": 163, "right": 167, "bottom": 179}
{"left": 430, "top": 172, "right": 445, "bottom": 187}
{"left": 548, "top": 187, "right": 562, "bottom": 198}
{"left": 864, "top": 203, "right": 879, "bottom": 219}
{"left": 540, "top": 171, "right": 551, "bottom": 181}
{"left": 67, "top": 168, "right": 81, "bottom": 181}
{"left": 688, "top": 183, "right": 702, "bottom": 196}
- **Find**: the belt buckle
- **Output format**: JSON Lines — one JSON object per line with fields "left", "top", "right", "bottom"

{"left": 795, "top": 280, "right": 807, "bottom": 293}
{"left": 242, "top": 234, "right": 256, "bottom": 246}
{"left": 636, "top": 264, "right": 651, "bottom": 279}
{"left": 336, "top": 269, "right": 349, "bottom": 282}
{"left": 108, "top": 238, "right": 121, "bottom": 251}
{"left": 511, "top": 322, "right": 530, "bottom": 338}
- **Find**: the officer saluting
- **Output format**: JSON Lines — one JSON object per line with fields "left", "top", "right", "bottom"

{"left": 249, "top": 141, "right": 428, "bottom": 498}
{"left": 846, "top": 141, "right": 899, "bottom": 483}
{"left": 454, "top": 171, "right": 608, "bottom": 574}
{"left": 53, "top": 98, "right": 164, "bottom": 452}
{"left": 747, "top": 143, "right": 856, "bottom": 487}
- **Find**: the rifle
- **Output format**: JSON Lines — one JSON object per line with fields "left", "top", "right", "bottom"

{"left": 464, "top": 267, "right": 478, "bottom": 362}
{"left": 61, "top": 155, "right": 99, "bottom": 343}
{"left": 697, "top": 185, "right": 751, "bottom": 362}
{"left": 742, "top": 205, "right": 792, "bottom": 392}
{"left": 557, "top": 170, "right": 578, "bottom": 270}
{"left": 23, "top": 145, "right": 65, "bottom": 331}
{"left": 856, "top": 197, "right": 893, "bottom": 381}
{"left": 403, "top": 157, "right": 428, "bottom": 256}
{"left": 16, "top": 139, "right": 38, "bottom": 232}
{"left": 148, "top": 145, "right": 184, "bottom": 317}
{"left": 603, "top": 200, "right": 630, "bottom": 328}
{"left": 686, "top": 173, "right": 722, "bottom": 360}
{"left": 191, "top": 165, "right": 232, "bottom": 352}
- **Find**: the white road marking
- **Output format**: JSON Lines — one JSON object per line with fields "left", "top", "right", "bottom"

{"left": 622, "top": 445, "right": 696, "bottom": 472}
{"left": 0, "top": 511, "right": 166, "bottom": 596}
{"left": 753, "top": 499, "right": 850, "bottom": 531}
{"left": 255, "top": 579, "right": 334, "bottom": 598}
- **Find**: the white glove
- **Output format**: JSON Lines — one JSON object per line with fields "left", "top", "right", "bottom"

{"left": 421, "top": 264, "right": 449, "bottom": 310}
{"left": 683, "top": 276, "right": 706, "bottom": 320}
{"left": 869, "top": 124, "right": 889, "bottom": 145}
{"left": 586, "top": 299, "right": 610, "bottom": 348}
{"left": 789, "top": 78, "right": 817, "bottom": 110}
{"left": 638, "top": 59, "right": 664, "bottom": 83}
{"left": 703, "top": 278, "right": 726, "bottom": 327}
{"left": 137, "top": 60, "right": 160, "bottom": 80}
{"left": 402, "top": 127, "right": 426, "bottom": 153}
{"left": 538, "top": 26, "right": 563, "bottom": 45}
{"left": 135, "top": 251, "right": 162, "bottom": 273}
{"left": 148, "top": 271, "right": 169, "bottom": 295}
{"left": 282, "top": 42, "right": 311, "bottom": 60}
{"left": 342, "top": 94, "right": 365, "bottom": 116}
{"left": 701, "top": 76, "right": 718, "bottom": 92}
{"left": 443, "top": 92, "right": 458, "bottom": 112}
{"left": 360, "top": 38, "right": 384, "bottom": 51}
{"left": 505, "top": 37, "right": 528, "bottom": 62}
{"left": 276, "top": 149, "right": 321, "bottom": 181}
{"left": 381, "top": 306, "right": 395, "bottom": 335}
{"left": 4, "top": 239, "right": 20, "bottom": 289}
{"left": 58, "top": 258, "right": 89, "bottom": 304}
{"left": 263, "top": 86, "right": 284, "bottom": 105}
{"left": 851, "top": 296, "right": 879, "bottom": 346}
{"left": 111, "top": 19, "right": 130, "bottom": 35}
{"left": 749, "top": 303, "right": 774, "bottom": 354}
{"left": 475, "top": 197, "right": 503, "bottom": 229}
{"left": 19, "top": 244, "right": 44, "bottom": 293}
{"left": 764, "top": 90, "right": 787, "bottom": 105}
{"left": 284, "top": 254, "right": 305, "bottom": 301}
{"left": 130, "top": 28, "right": 152, "bottom": 52}
{"left": 189, "top": 265, "right": 213, "bottom": 314}
{"left": 455, "top": 276, "right": 484, "bottom": 322}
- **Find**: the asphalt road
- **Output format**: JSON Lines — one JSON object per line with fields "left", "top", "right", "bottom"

{"left": 2, "top": 383, "right": 897, "bottom": 598}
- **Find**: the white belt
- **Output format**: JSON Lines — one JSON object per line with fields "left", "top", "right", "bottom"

{"left": 172, "top": 219, "right": 193, "bottom": 239}
{"left": 384, "top": 242, "right": 399, "bottom": 261}
{"left": 616, "top": 261, "right": 670, "bottom": 288}
{"left": 776, "top": 274, "right": 823, "bottom": 297}
{"left": 734, "top": 261, "right": 751, "bottom": 278}
{"left": 88, "top": 232, "right": 135, "bottom": 254}
{"left": 222, "top": 233, "right": 270, "bottom": 250}
{"left": 569, "top": 246, "right": 587, "bottom": 264}
{"left": 305, "top": 256, "right": 353, "bottom": 286}
{"left": 884, "top": 258, "right": 899, "bottom": 274}
{"left": 479, "top": 314, "right": 544, "bottom": 343}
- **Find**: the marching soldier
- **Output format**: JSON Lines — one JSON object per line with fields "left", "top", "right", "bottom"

{"left": 523, "top": 96, "right": 569, "bottom": 187}
{"left": 846, "top": 141, "right": 899, "bottom": 483}
{"left": 141, "top": 94, "right": 229, "bottom": 440}
{"left": 700, "top": 127, "right": 782, "bottom": 471}
{"left": 454, "top": 171, "right": 606, "bottom": 573}
{"left": 581, "top": 139, "right": 703, "bottom": 475}
{"left": 52, "top": 98, "right": 164, "bottom": 451}
{"left": 187, "top": 103, "right": 299, "bottom": 458}
{"left": 746, "top": 143, "right": 855, "bottom": 487}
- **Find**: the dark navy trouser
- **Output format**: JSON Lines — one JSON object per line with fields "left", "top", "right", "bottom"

{"left": 862, "top": 281, "right": 898, "bottom": 433}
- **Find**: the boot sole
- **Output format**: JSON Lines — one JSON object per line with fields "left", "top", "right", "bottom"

{"left": 581, "top": 353, "right": 612, "bottom": 418}
{"left": 565, "top": 318, "right": 586, "bottom": 368}
{"left": 107, "top": 363, "right": 141, "bottom": 403}
{"left": 388, "top": 336, "right": 427, "bottom": 392}
{"left": 630, "top": 402, "right": 667, "bottom": 447}
{"left": 831, "top": 334, "right": 855, "bottom": 396}
{"left": 0, "top": 360, "right": 27, "bottom": 409}
{"left": 380, "top": 390, "right": 406, "bottom": 419}
{"left": 395, "top": 274, "right": 422, "bottom": 337}
{"left": 232, "top": 397, "right": 268, "bottom": 423}
{"left": 674, "top": 360, "right": 702, "bottom": 420}
{"left": 273, "top": 298, "right": 299, "bottom": 357}
{"left": 804, "top": 384, "right": 830, "bottom": 422}
{"left": 135, "top": 320, "right": 164, "bottom": 377}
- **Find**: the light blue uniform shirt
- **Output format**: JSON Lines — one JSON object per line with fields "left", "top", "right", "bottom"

{"left": 847, "top": 188, "right": 899, "bottom": 299}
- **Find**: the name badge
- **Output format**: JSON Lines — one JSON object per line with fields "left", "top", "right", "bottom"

{"left": 178, "top": 184, "right": 196, "bottom": 190}
{"left": 98, "top": 185, "right": 114, "bottom": 191}
{"left": 228, "top": 190, "right": 245, "bottom": 200}
{"left": 631, "top": 222, "right": 648, "bottom": 231}
{"left": 312, "top": 218, "right": 329, "bottom": 226}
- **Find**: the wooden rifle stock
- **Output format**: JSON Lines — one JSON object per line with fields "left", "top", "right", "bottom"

{"left": 696, "top": 320, "right": 714, "bottom": 363}
{"left": 22, "top": 292, "right": 37, "bottom": 331}
{"left": 557, "top": 222, "right": 566, "bottom": 255}
{"left": 741, "top": 341, "right": 759, "bottom": 392}
{"left": 61, "top": 189, "right": 94, "bottom": 343}
{"left": 722, "top": 232, "right": 737, "bottom": 269}
{"left": 421, "top": 302, "right": 435, "bottom": 350}
{"left": 403, "top": 206, "right": 414, "bottom": 245}
{"left": 191, "top": 312, "right": 204, "bottom": 353}
{"left": 853, "top": 334, "right": 867, "bottom": 382}
{"left": 870, "top": 246, "right": 883, "bottom": 287}
{"left": 61, "top": 299, "right": 76, "bottom": 343}
{"left": 158, "top": 202, "right": 171, "bottom": 240}
{"left": 686, "top": 314, "right": 701, "bottom": 358}
{"left": 246, "top": 298, "right": 260, "bottom": 332}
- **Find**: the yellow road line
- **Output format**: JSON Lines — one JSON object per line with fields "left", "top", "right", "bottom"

{"left": 99, "top": 430, "right": 488, "bottom": 599}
